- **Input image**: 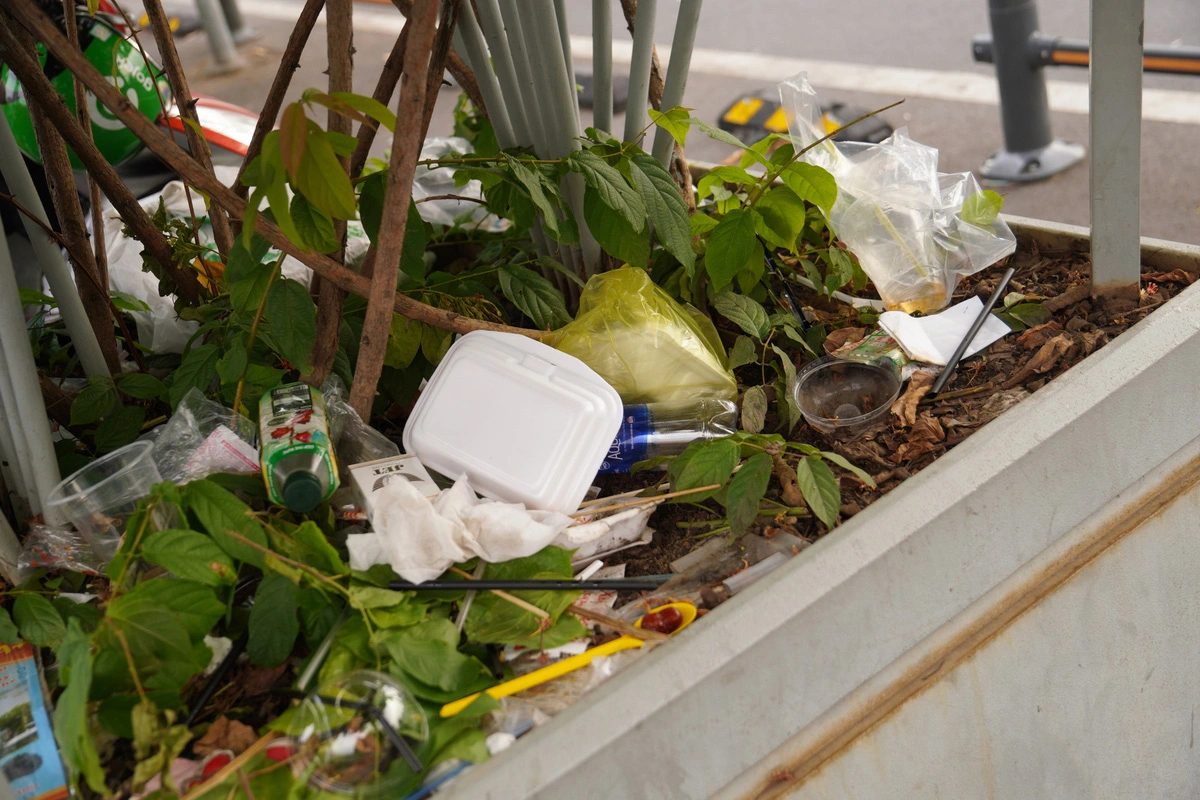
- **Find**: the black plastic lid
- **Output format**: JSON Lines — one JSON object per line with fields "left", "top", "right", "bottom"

{"left": 282, "top": 471, "right": 323, "bottom": 513}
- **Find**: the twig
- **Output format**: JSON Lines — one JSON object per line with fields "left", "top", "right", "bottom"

{"left": 414, "top": 193, "right": 487, "bottom": 205}
{"left": 568, "top": 483, "right": 722, "bottom": 518}
{"left": 105, "top": 618, "right": 147, "bottom": 701}
{"left": 3, "top": 0, "right": 539, "bottom": 339}
{"left": 920, "top": 384, "right": 993, "bottom": 403}
{"left": 389, "top": 0, "right": 485, "bottom": 114}
{"left": 348, "top": 0, "right": 440, "bottom": 418}
{"left": 179, "top": 733, "right": 282, "bottom": 800}
{"left": 226, "top": 531, "right": 349, "bottom": 596}
{"left": 349, "top": 22, "right": 409, "bottom": 179}
{"left": 419, "top": 0, "right": 461, "bottom": 141}
{"left": 448, "top": 567, "right": 550, "bottom": 620}
{"left": 307, "top": 0, "right": 355, "bottom": 387}
{"left": 0, "top": 16, "right": 203, "bottom": 306}
{"left": 576, "top": 481, "right": 670, "bottom": 507}
{"left": 568, "top": 603, "right": 669, "bottom": 641}
{"left": 234, "top": 0, "right": 326, "bottom": 199}
{"left": 142, "top": 0, "right": 234, "bottom": 258}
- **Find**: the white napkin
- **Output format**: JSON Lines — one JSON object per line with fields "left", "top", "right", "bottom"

{"left": 878, "top": 296, "right": 1012, "bottom": 366}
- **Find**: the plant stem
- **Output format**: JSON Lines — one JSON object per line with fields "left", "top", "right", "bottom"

{"left": 232, "top": 262, "right": 280, "bottom": 415}
{"left": 234, "top": 0, "right": 326, "bottom": 200}
{"left": 569, "top": 483, "right": 723, "bottom": 518}
{"left": 226, "top": 530, "right": 351, "bottom": 597}
{"left": 349, "top": 0, "right": 440, "bottom": 419}
{"left": 105, "top": 618, "right": 148, "bottom": 701}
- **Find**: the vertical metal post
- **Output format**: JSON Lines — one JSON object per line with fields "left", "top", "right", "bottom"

{"left": 195, "top": 0, "right": 244, "bottom": 74}
{"left": 623, "top": 0, "right": 657, "bottom": 143}
{"left": 591, "top": 0, "right": 613, "bottom": 134}
{"left": 980, "top": 0, "right": 1084, "bottom": 181}
{"left": 651, "top": 0, "right": 703, "bottom": 166}
{"left": 1089, "top": 0, "right": 1144, "bottom": 298}
{"left": 218, "top": 0, "right": 258, "bottom": 44}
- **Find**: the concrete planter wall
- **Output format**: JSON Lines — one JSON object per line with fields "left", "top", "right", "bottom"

{"left": 441, "top": 217, "right": 1200, "bottom": 800}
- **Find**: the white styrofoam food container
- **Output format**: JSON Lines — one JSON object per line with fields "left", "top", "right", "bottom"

{"left": 402, "top": 331, "right": 622, "bottom": 514}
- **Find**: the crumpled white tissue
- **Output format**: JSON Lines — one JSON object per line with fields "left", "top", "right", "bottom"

{"left": 346, "top": 477, "right": 574, "bottom": 583}
{"left": 878, "top": 295, "right": 1012, "bottom": 366}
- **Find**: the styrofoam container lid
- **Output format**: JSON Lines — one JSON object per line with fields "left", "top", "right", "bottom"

{"left": 402, "top": 330, "right": 623, "bottom": 514}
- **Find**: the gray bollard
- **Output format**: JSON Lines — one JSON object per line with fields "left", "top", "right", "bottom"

{"left": 218, "top": 0, "right": 259, "bottom": 44}
{"left": 979, "top": 0, "right": 1085, "bottom": 182}
{"left": 196, "top": 0, "right": 245, "bottom": 74}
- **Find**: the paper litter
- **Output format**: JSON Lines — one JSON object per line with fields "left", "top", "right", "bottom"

{"left": 878, "top": 295, "right": 1012, "bottom": 366}
{"left": 345, "top": 477, "right": 574, "bottom": 583}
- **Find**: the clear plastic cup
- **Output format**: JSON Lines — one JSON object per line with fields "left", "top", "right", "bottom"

{"left": 791, "top": 357, "right": 901, "bottom": 440}
{"left": 44, "top": 440, "right": 162, "bottom": 561}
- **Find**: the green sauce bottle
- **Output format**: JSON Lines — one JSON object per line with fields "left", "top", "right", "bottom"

{"left": 258, "top": 382, "right": 339, "bottom": 513}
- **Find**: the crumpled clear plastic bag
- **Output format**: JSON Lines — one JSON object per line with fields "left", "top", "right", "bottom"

{"left": 778, "top": 73, "right": 1017, "bottom": 313}
{"left": 414, "top": 137, "right": 508, "bottom": 232}
{"left": 546, "top": 268, "right": 738, "bottom": 403}
{"left": 150, "top": 389, "right": 259, "bottom": 484}
{"left": 321, "top": 376, "right": 401, "bottom": 476}
{"left": 19, "top": 524, "right": 104, "bottom": 577}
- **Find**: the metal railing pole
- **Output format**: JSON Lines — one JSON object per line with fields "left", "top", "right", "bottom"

{"left": 196, "top": 0, "right": 245, "bottom": 73}
{"left": 979, "top": 0, "right": 1084, "bottom": 182}
{"left": 1089, "top": 0, "right": 1144, "bottom": 299}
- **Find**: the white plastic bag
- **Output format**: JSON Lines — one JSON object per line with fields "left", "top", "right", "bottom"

{"left": 778, "top": 74, "right": 1016, "bottom": 313}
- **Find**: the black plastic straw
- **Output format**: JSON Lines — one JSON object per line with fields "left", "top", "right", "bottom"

{"left": 927, "top": 267, "right": 1017, "bottom": 399}
{"left": 761, "top": 241, "right": 812, "bottom": 334}
{"left": 388, "top": 578, "right": 667, "bottom": 592}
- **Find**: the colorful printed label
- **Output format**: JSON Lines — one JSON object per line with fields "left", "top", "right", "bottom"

{"left": 0, "top": 642, "right": 70, "bottom": 800}
{"left": 597, "top": 405, "right": 652, "bottom": 475}
{"left": 258, "top": 383, "right": 339, "bottom": 506}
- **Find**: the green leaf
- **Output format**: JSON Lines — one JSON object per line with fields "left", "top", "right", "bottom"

{"left": 712, "top": 291, "right": 770, "bottom": 340}
{"left": 248, "top": 572, "right": 300, "bottom": 667}
{"left": 672, "top": 437, "right": 740, "bottom": 501}
{"left": 183, "top": 480, "right": 269, "bottom": 567}
{"left": 536, "top": 255, "right": 586, "bottom": 288}
{"left": 583, "top": 191, "right": 650, "bottom": 267}
{"left": 464, "top": 548, "right": 578, "bottom": 645}
{"left": 499, "top": 266, "right": 572, "bottom": 329}
{"left": 961, "top": 189, "right": 1004, "bottom": 227}
{"left": 291, "top": 194, "right": 340, "bottom": 253}
{"left": 628, "top": 153, "right": 695, "bottom": 273}
{"left": 795, "top": 457, "right": 841, "bottom": 528}
{"left": 169, "top": 344, "right": 220, "bottom": 407}
{"left": 780, "top": 163, "right": 838, "bottom": 216}
{"left": 14, "top": 592, "right": 66, "bottom": 648}
{"left": 94, "top": 406, "right": 146, "bottom": 453}
{"left": 116, "top": 373, "right": 167, "bottom": 400}
{"left": 358, "top": 171, "right": 386, "bottom": 244}
{"left": 421, "top": 323, "right": 453, "bottom": 364}
{"left": 111, "top": 291, "right": 151, "bottom": 312}
{"left": 216, "top": 346, "right": 248, "bottom": 386}
{"left": 688, "top": 117, "right": 750, "bottom": 151}
{"left": 706, "top": 209, "right": 757, "bottom": 292}
{"left": 725, "top": 452, "right": 773, "bottom": 535}
{"left": 1008, "top": 302, "right": 1052, "bottom": 328}
{"left": 820, "top": 451, "right": 876, "bottom": 488}
{"left": 754, "top": 186, "right": 808, "bottom": 253}
{"left": 54, "top": 620, "right": 107, "bottom": 794}
{"left": 399, "top": 199, "right": 429, "bottom": 283}
{"left": 265, "top": 277, "right": 317, "bottom": 372}
{"left": 122, "top": 578, "right": 225, "bottom": 641}
{"left": 741, "top": 385, "right": 768, "bottom": 433}
{"left": 0, "top": 607, "right": 20, "bottom": 644}
{"left": 697, "top": 165, "right": 756, "bottom": 202}
{"left": 381, "top": 619, "right": 488, "bottom": 692}
{"left": 71, "top": 375, "right": 117, "bottom": 425}
{"left": 648, "top": 106, "right": 690, "bottom": 148}
{"left": 225, "top": 236, "right": 277, "bottom": 314}
{"left": 729, "top": 335, "right": 757, "bottom": 369}
{"left": 568, "top": 150, "right": 646, "bottom": 230}
{"left": 294, "top": 521, "right": 348, "bottom": 574}
{"left": 386, "top": 315, "right": 424, "bottom": 369}
{"left": 142, "top": 529, "right": 237, "bottom": 586}
{"left": 501, "top": 155, "right": 573, "bottom": 244}
{"left": 294, "top": 120, "right": 357, "bottom": 219}
{"left": 329, "top": 91, "right": 397, "bottom": 132}
{"left": 348, "top": 584, "right": 412, "bottom": 610}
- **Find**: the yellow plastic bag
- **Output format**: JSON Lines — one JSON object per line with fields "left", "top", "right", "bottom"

{"left": 546, "top": 268, "right": 738, "bottom": 404}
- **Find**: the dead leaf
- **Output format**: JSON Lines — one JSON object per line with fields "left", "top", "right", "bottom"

{"left": 980, "top": 388, "right": 1030, "bottom": 417}
{"left": 823, "top": 327, "right": 867, "bottom": 354}
{"left": 239, "top": 664, "right": 288, "bottom": 698}
{"left": 193, "top": 716, "right": 258, "bottom": 757}
{"left": 1044, "top": 283, "right": 1091, "bottom": 313}
{"left": 1144, "top": 269, "right": 1196, "bottom": 285}
{"left": 1076, "top": 329, "right": 1107, "bottom": 356}
{"left": 890, "top": 371, "right": 934, "bottom": 427}
{"left": 895, "top": 439, "right": 940, "bottom": 461}
{"left": 1002, "top": 334, "right": 1072, "bottom": 389}
{"left": 910, "top": 413, "right": 945, "bottom": 443}
{"left": 1015, "top": 320, "right": 1062, "bottom": 351}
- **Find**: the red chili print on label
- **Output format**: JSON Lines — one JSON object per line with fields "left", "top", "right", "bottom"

{"left": 271, "top": 427, "right": 293, "bottom": 439}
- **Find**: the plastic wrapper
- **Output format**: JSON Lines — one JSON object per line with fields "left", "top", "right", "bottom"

{"left": 546, "top": 268, "right": 738, "bottom": 403}
{"left": 778, "top": 74, "right": 1017, "bottom": 314}
{"left": 505, "top": 649, "right": 645, "bottom": 717}
{"left": 18, "top": 524, "right": 104, "bottom": 577}
{"left": 413, "top": 137, "right": 508, "bottom": 232}
{"left": 151, "top": 388, "right": 259, "bottom": 484}
{"left": 321, "top": 376, "right": 401, "bottom": 479}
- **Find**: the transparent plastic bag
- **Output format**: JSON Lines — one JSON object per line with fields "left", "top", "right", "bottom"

{"left": 546, "top": 268, "right": 738, "bottom": 403}
{"left": 413, "top": 137, "right": 508, "bottom": 232}
{"left": 778, "top": 74, "right": 1017, "bottom": 313}
{"left": 18, "top": 524, "right": 104, "bottom": 576}
{"left": 321, "top": 376, "right": 401, "bottom": 477}
{"left": 151, "top": 389, "right": 259, "bottom": 484}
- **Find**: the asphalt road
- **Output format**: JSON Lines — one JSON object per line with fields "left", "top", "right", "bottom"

{"left": 177, "top": 0, "right": 1200, "bottom": 244}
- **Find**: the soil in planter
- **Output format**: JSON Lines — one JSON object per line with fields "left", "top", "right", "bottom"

{"left": 600, "top": 240, "right": 1196, "bottom": 577}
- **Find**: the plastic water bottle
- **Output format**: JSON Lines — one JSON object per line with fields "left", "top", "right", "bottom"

{"left": 597, "top": 399, "right": 738, "bottom": 474}
{"left": 259, "top": 382, "right": 340, "bottom": 512}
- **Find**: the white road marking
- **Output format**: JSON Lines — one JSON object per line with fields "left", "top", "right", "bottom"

{"left": 237, "top": 0, "right": 1200, "bottom": 126}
